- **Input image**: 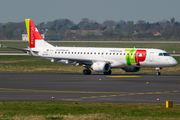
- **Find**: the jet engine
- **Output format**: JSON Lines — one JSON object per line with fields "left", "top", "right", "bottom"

{"left": 122, "top": 67, "right": 140, "bottom": 72}
{"left": 91, "top": 62, "right": 110, "bottom": 72}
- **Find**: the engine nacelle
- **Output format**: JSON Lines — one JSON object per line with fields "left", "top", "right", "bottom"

{"left": 122, "top": 67, "right": 140, "bottom": 72}
{"left": 91, "top": 62, "right": 110, "bottom": 72}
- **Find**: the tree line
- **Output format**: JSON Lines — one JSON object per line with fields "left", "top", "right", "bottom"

{"left": 0, "top": 18, "right": 180, "bottom": 40}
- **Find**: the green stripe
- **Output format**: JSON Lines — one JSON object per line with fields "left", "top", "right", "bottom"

{"left": 25, "top": 19, "right": 30, "bottom": 45}
{"left": 124, "top": 49, "right": 137, "bottom": 65}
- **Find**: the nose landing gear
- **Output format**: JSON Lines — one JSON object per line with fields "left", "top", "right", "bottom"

{"left": 155, "top": 67, "right": 162, "bottom": 76}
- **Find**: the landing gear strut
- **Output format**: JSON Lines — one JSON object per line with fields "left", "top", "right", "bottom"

{"left": 155, "top": 67, "right": 161, "bottom": 76}
{"left": 83, "top": 69, "right": 91, "bottom": 75}
{"left": 103, "top": 70, "right": 112, "bottom": 75}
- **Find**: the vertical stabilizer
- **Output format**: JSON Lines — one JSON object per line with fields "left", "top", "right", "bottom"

{"left": 25, "top": 19, "right": 54, "bottom": 49}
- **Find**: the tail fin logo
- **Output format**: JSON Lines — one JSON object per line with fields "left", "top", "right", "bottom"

{"left": 30, "top": 25, "right": 35, "bottom": 48}
{"left": 25, "top": 19, "right": 43, "bottom": 48}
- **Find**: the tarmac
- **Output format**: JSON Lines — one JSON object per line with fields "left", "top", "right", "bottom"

{"left": 0, "top": 73, "right": 180, "bottom": 103}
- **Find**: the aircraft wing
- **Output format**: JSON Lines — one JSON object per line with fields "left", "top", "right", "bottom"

{"left": 42, "top": 56, "right": 112, "bottom": 65}
{"left": 3, "top": 46, "right": 30, "bottom": 53}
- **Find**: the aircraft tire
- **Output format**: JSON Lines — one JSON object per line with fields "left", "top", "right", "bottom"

{"left": 103, "top": 70, "right": 111, "bottom": 75}
{"left": 156, "top": 72, "right": 161, "bottom": 76}
{"left": 83, "top": 69, "right": 91, "bottom": 75}
{"left": 87, "top": 70, "right": 91, "bottom": 75}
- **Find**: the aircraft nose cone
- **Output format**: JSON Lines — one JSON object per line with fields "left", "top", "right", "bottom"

{"left": 171, "top": 58, "right": 178, "bottom": 66}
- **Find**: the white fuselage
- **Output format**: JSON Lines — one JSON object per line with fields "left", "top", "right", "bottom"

{"left": 36, "top": 47, "right": 178, "bottom": 68}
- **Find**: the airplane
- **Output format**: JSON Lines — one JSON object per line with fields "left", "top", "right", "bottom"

{"left": 5, "top": 19, "right": 178, "bottom": 75}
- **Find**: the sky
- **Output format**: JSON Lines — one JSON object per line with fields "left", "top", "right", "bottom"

{"left": 0, "top": 0, "right": 180, "bottom": 24}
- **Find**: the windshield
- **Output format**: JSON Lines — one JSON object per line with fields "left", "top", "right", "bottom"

{"left": 163, "top": 53, "right": 170, "bottom": 56}
{"left": 159, "top": 53, "right": 170, "bottom": 56}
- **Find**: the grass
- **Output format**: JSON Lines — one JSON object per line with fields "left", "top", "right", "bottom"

{"left": 0, "top": 101, "right": 180, "bottom": 120}
{"left": 0, "top": 55, "right": 179, "bottom": 74}
{"left": 1, "top": 41, "right": 180, "bottom": 53}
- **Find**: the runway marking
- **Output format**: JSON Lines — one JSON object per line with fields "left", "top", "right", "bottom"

{"left": 1, "top": 88, "right": 180, "bottom": 100}
{"left": 107, "top": 76, "right": 140, "bottom": 78}
{"left": 0, "top": 88, "right": 132, "bottom": 94}
{"left": 91, "top": 96, "right": 97, "bottom": 98}
{"left": 173, "top": 91, "right": 179, "bottom": 92}
{"left": 81, "top": 91, "right": 180, "bottom": 99}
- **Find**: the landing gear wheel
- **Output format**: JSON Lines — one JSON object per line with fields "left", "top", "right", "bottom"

{"left": 83, "top": 69, "right": 91, "bottom": 75}
{"left": 103, "top": 70, "right": 112, "bottom": 75}
{"left": 155, "top": 67, "right": 161, "bottom": 76}
{"left": 156, "top": 72, "right": 161, "bottom": 76}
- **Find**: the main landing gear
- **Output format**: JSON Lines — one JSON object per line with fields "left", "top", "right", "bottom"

{"left": 83, "top": 69, "right": 91, "bottom": 75}
{"left": 155, "top": 67, "right": 161, "bottom": 76}
{"left": 103, "top": 70, "right": 112, "bottom": 75}
{"left": 83, "top": 69, "right": 112, "bottom": 75}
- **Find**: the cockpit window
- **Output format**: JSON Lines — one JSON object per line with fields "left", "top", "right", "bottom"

{"left": 159, "top": 53, "right": 163, "bottom": 56}
{"left": 159, "top": 53, "right": 170, "bottom": 56}
{"left": 163, "top": 53, "right": 170, "bottom": 56}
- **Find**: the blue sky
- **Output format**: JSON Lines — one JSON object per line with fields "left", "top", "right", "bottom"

{"left": 0, "top": 0, "right": 179, "bottom": 24}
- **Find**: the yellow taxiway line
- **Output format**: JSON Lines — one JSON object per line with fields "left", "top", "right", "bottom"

{"left": 107, "top": 76, "right": 140, "bottom": 78}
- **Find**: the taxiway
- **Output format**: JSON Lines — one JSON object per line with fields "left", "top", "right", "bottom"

{"left": 0, "top": 73, "right": 180, "bottom": 103}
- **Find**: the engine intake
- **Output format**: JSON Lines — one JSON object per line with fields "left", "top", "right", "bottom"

{"left": 91, "top": 62, "right": 110, "bottom": 72}
{"left": 122, "top": 67, "right": 140, "bottom": 72}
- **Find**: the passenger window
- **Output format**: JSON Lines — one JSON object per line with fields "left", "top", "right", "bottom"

{"left": 138, "top": 54, "right": 143, "bottom": 56}
{"left": 74, "top": 52, "right": 76, "bottom": 54}
{"left": 84, "top": 52, "right": 86, "bottom": 54}
{"left": 91, "top": 52, "right": 92, "bottom": 54}
{"left": 68, "top": 52, "right": 70, "bottom": 54}
{"left": 120, "top": 53, "right": 122, "bottom": 55}
{"left": 98, "top": 52, "right": 100, "bottom": 55}
{"left": 62, "top": 52, "right": 63, "bottom": 54}
{"left": 102, "top": 53, "right": 104, "bottom": 55}
{"left": 94, "top": 52, "right": 96, "bottom": 54}
{"left": 113, "top": 53, "right": 115, "bottom": 55}
{"left": 72, "top": 52, "right": 73, "bottom": 54}
{"left": 110, "top": 53, "right": 111, "bottom": 55}
{"left": 124, "top": 53, "right": 126, "bottom": 55}
{"left": 81, "top": 52, "right": 82, "bottom": 54}
{"left": 127, "top": 53, "right": 129, "bottom": 55}
{"left": 87, "top": 52, "right": 89, "bottom": 54}
{"left": 78, "top": 52, "right": 79, "bottom": 54}
{"left": 106, "top": 53, "right": 108, "bottom": 55}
